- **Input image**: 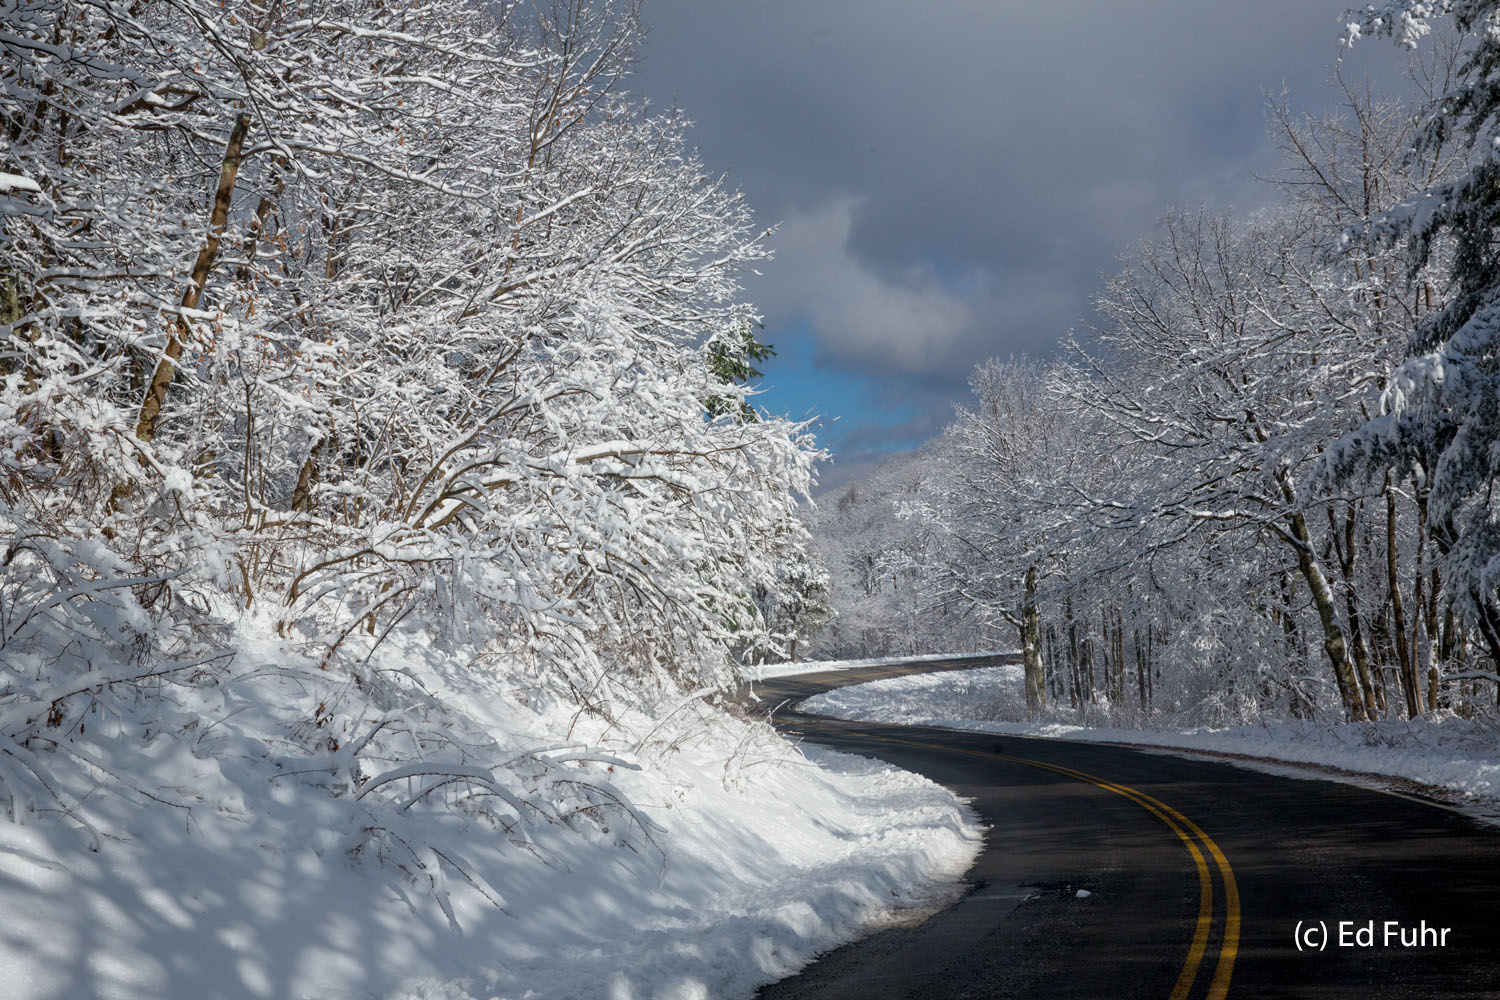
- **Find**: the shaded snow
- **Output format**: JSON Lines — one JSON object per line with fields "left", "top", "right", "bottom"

{"left": 0, "top": 627, "right": 981, "bottom": 1000}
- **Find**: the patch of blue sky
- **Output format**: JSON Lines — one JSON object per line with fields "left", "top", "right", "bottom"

{"left": 749, "top": 322, "right": 924, "bottom": 452}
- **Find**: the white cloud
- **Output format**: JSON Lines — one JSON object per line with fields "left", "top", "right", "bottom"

{"left": 754, "top": 198, "right": 1084, "bottom": 379}
{"left": 757, "top": 199, "right": 980, "bottom": 373}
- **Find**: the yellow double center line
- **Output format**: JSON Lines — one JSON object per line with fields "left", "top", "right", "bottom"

{"left": 994, "top": 753, "right": 1240, "bottom": 1000}
{"left": 828, "top": 723, "right": 1240, "bottom": 999}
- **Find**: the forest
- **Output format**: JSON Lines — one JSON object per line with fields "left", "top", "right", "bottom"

{"left": 803, "top": 8, "right": 1500, "bottom": 728}
{"left": 2, "top": 0, "right": 831, "bottom": 872}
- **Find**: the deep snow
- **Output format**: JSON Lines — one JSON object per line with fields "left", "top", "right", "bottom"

{"left": 0, "top": 626, "right": 982, "bottom": 1000}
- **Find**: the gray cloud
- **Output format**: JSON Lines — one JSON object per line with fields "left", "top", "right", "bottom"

{"left": 755, "top": 199, "right": 980, "bottom": 374}
{"left": 629, "top": 0, "right": 1409, "bottom": 478}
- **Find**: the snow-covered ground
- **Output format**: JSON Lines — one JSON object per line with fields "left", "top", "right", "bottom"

{"left": 801, "top": 664, "right": 1500, "bottom": 810}
{"left": 747, "top": 650, "right": 1015, "bottom": 681}
{"left": 0, "top": 626, "right": 981, "bottom": 1000}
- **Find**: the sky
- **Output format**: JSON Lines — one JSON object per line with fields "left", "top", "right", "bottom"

{"left": 626, "top": 1, "right": 1411, "bottom": 491}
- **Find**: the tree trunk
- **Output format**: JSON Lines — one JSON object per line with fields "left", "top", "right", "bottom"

{"left": 1329, "top": 504, "right": 1384, "bottom": 717}
{"left": 1146, "top": 623, "right": 1155, "bottom": 708}
{"left": 136, "top": 112, "right": 253, "bottom": 442}
{"left": 1286, "top": 506, "right": 1367, "bottom": 721}
{"left": 291, "top": 436, "right": 327, "bottom": 513}
{"left": 1066, "top": 596, "right": 1081, "bottom": 709}
{"left": 1045, "top": 623, "right": 1061, "bottom": 702}
{"left": 1135, "top": 628, "right": 1148, "bottom": 711}
{"left": 1022, "top": 565, "right": 1046, "bottom": 717}
{"left": 1081, "top": 624, "right": 1094, "bottom": 704}
{"left": 1385, "top": 478, "right": 1420, "bottom": 717}
{"left": 1278, "top": 571, "right": 1300, "bottom": 662}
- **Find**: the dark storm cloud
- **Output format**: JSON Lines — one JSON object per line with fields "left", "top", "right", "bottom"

{"left": 628, "top": 0, "right": 1405, "bottom": 473}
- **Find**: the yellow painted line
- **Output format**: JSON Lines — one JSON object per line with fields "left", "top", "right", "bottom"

{"left": 1165, "top": 805, "right": 1240, "bottom": 1000}
{"left": 1011, "top": 755, "right": 1239, "bottom": 1000}
{"left": 800, "top": 721, "right": 1239, "bottom": 1000}
{"left": 995, "top": 754, "right": 1216, "bottom": 1000}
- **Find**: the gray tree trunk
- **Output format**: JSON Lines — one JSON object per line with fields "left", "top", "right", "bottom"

{"left": 1022, "top": 564, "right": 1046, "bottom": 717}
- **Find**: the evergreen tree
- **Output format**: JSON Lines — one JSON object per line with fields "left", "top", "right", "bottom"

{"left": 1344, "top": 4, "right": 1500, "bottom": 667}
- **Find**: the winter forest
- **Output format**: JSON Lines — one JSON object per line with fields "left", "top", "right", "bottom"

{"left": 805, "top": 7, "right": 1500, "bottom": 728}
{"left": 6, "top": 0, "right": 1500, "bottom": 995}
{"left": 4, "top": 0, "right": 825, "bottom": 810}
{"left": 1, "top": 2, "right": 855, "bottom": 990}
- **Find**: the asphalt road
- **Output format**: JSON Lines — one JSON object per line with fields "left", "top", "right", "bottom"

{"left": 749, "top": 659, "right": 1500, "bottom": 999}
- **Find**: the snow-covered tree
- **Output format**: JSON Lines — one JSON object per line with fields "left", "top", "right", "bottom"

{"left": 895, "top": 74, "right": 1473, "bottom": 724}
{"left": 0, "top": 0, "right": 824, "bottom": 865}
{"left": 1342, "top": 4, "right": 1500, "bottom": 678}
{"left": 938, "top": 360, "right": 1077, "bottom": 715}
{"left": 805, "top": 451, "right": 973, "bottom": 659}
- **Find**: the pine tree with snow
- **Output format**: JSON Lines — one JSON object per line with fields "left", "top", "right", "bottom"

{"left": 1344, "top": 3, "right": 1500, "bottom": 672}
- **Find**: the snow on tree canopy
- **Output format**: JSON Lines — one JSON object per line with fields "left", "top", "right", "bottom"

{"left": 0, "top": 0, "right": 825, "bottom": 932}
{"left": 1340, "top": 0, "right": 1500, "bottom": 668}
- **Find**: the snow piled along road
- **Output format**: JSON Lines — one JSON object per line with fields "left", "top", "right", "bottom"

{"left": 0, "top": 631, "right": 980, "bottom": 1000}
{"left": 798, "top": 664, "right": 1500, "bottom": 811}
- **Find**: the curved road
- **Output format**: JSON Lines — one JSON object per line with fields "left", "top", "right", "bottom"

{"left": 751, "top": 659, "right": 1500, "bottom": 999}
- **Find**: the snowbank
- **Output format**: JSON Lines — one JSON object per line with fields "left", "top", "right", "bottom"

{"left": 0, "top": 625, "right": 981, "bottom": 1000}
{"left": 802, "top": 666, "right": 1500, "bottom": 808}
